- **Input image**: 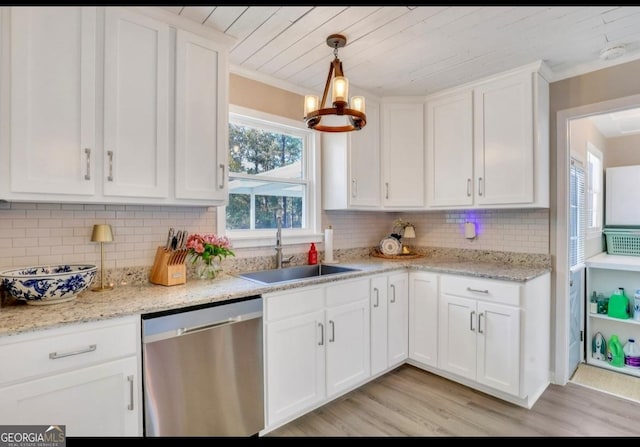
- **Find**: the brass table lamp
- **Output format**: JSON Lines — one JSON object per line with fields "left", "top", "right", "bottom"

{"left": 402, "top": 224, "right": 416, "bottom": 255}
{"left": 91, "top": 224, "right": 114, "bottom": 292}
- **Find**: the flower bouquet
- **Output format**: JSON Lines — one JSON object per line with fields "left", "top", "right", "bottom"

{"left": 186, "top": 233, "right": 235, "bottom": 279}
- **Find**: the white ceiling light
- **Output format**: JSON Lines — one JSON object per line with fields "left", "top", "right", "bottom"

{"left": 599, "top": 45, "right": 626, "bottom": 61}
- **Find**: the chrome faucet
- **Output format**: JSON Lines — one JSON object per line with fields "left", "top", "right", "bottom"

{"left": 275, "top": 209, "right": 293, "bottom": 269}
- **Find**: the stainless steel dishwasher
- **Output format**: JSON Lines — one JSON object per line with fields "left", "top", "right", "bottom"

{"left": 141, "top": 296, "right": 264, "bottom": 437}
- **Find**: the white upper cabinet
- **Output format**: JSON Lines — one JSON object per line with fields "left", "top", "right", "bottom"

{"left": 474, "top": 70, "right": 534, "bottom": 206}
{"left": 103, "top": 8, "right": 170, "bottom": 199}
{"left": 0, "top": 6, "right": 231, "bottom": 205}
{"left": 381, "top": 101, "right": 425, "bottom": 208}
{"left": 322, "top": 92, "right": 381, "bottom": 210}
{"left": 425, "top": 91, "right": 473, "bottom": 207}
{"left": 8, "top": 7, "right": 97, "bottom": 197}
{"left": 175, "top": 29, "right": 228, "bottom": 203}
{"left": 425, "top": 63, "right": 550, "bottom": 209}
{"left": 349, "top": 97, "right": 381, "bottom": 208}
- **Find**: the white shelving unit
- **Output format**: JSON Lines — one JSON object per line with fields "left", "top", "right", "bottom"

{"left": 585, "top": 252, "right": 640, "bottom": 378}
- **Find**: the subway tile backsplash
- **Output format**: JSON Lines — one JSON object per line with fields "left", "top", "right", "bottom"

{"left": 0, "top": 203, "right": 548, "bottom": 270}
{"left": 0, "top": 203, "right": 218, "bottom": 270}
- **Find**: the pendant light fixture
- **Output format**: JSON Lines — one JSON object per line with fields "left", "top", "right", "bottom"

{"left": 304, "top": 34, "right": 366, "bottom": 132}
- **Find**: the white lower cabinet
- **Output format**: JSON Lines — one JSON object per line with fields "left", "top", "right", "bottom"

{"left": 264, "top": 278, "right": 370, "bottom": 430}
{"left": 408, "top": 271, "right": 439, "bottom": 367}
{"left": 264, "top": 269, "right": 551, "bottom": 432}
{"left": 436, "top": 273, "right": 550, "bottom": 407}
{"left": 0, "top": 315, "right": 142, "bottom": 436}
{"left": 370, "top": 272, "right": 409, "bottom": 376}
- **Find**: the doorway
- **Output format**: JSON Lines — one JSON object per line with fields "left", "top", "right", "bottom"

{"left": 555, "top": 93, "right": 640, "bottom": 385}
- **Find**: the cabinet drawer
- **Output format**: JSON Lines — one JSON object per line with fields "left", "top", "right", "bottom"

{"left": 0, "top": 316, "right": 138, "bottom": 386}
{"left": 264, "top": 286, "right": 324, "bottom": 322}
{"left": 440, "top": 274, "right": 521, "bottom": 306}
{"left": 325, "top": 278, "right": 370, "bottom": 308}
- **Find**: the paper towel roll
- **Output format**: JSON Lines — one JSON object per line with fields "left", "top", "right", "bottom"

{"left": 324, "top": 227, "right": 334, "bottom": 263}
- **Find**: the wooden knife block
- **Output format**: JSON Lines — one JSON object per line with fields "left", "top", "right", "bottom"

{"left": 149, "top": 246, "right": 187, "bottom": 286}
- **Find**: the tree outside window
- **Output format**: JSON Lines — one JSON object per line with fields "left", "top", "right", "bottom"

{"left": 226, "top": 121, "right": 307, "bottom": 231}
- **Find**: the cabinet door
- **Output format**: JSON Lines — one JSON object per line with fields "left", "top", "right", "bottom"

{"left": 265, "top": 310, "right": 325, "bottom": 427}
{"left": 476, "top": 301, "right": 520, "bottom": 395}
{"left": 370, "top": 275, "right": 388, "bottom": 376}
{"left": 381, "top": 103, "right": 425, "bottom": 207}
{"left": 409, "top": 272, "right": 439, "bottom": 367}
{"left": 9, "top": 7, "right": 96, "bottom": 196}
{"left": 175, "top": 29, "right": 228, "bottom": 203}
{"left": 0, "top": 356, "right": 140, "bottom": 437}
{"left": 387, "top": 272, "right": 409, "bottom": 366}
{"left": 349, "top": 96, "right": 381, "bottom": 208}
{"left": 426, "top": 91, "right": 473, "bottom": 207}
{"left": 474, "top": 71, "right": 534, "bottom": 205}
{"left": 326, "top": 299, "right": 370, "bottom": 397}
{"left": 438, "top": 294, "right": 476, "bottom": 380}
{"left": 103, "top": 8, "right": 169, "bottom": 199}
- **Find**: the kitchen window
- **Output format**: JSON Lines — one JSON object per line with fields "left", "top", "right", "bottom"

{"left": 586, "top": 142, "right": 603, "bottom": 240}
{"left": 219, "top": 105, "right": 322, "bottom": 248}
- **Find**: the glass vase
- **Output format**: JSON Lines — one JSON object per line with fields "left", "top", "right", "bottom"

{"left": 196, "top": 258, "right": 221, "bottom": 280}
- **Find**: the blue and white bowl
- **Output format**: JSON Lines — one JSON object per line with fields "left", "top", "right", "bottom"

{"left": 0, "top": 264, "right": 97, "bottom": 305}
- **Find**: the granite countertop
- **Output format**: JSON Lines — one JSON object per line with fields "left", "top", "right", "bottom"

{"left": 0, "top": 254, "right": 551, "bottom": 337}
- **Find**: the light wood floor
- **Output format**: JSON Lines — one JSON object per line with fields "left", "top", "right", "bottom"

{"left": 268, "top": 364, "right": 640, "bottom": 437}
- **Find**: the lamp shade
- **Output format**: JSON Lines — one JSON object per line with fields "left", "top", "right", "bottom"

{"left": 91, "top": 224, "right": 114, "bottom": 243}
{"left": 403, "top": 225, "right": 416, "bottom": 239}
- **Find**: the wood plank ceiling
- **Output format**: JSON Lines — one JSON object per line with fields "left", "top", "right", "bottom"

{"left": 157, "top": 5, "right": 640, "bottom": 98}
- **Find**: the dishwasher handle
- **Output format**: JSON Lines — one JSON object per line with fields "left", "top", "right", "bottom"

{"left": 144, "top": 308, "right": 263, "bottom": 344}
{"left": 176, "top": 311, "right": 263, "bottom": 336}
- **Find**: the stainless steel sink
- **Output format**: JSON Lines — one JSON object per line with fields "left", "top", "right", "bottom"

{"left": 236, "top": 264, "right": 360, "bottom": 285}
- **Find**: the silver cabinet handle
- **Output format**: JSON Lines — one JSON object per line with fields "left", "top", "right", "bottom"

{"left": 373, "top": 287, "right": 379, "bottom": 308}
{"left": 478, "top": 312, "right": 484, "bottom": 334}
{"left": 352, "top": 179, "right": 357, "bottom": 198}
{"left": 470, "top": 311, "right": 475, "bottom": 332}
{"left": 385, "top": 182, "right": 390, "bottom": 199}
{"left": 318, "top": 322, "right": 324, "bottom": 346}
{"left": 467, "top": 178, "right": 471, "bottom": 197}
{"left": 478, "top": 177, "right": 483, "bottom": 196}
{"left": 390, "top": 284, "right": 396, "bottom": 303}
{"left": 219, "top": 164, "right": 226, "bottom": 189}
{"left": 127, "top": 375, "right": 134, "bottom": 411}
{"left": 467, "top": 287, "right": 489, "bottom": 294}
{"left": 84, "top": 148, "right": 91, "bottom": 180}
{"left": 49, "top": 344, "right": 97, "bottom": 360}
{"left": 329, "top": 320, "right": 335, "bottom": 343}
{"left": 107, "top": 150, "right": 114, "bottom": 182}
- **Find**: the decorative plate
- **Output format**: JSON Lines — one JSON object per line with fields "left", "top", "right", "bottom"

{"left": 379, "top": 237, "right": 402, "bottom": 256}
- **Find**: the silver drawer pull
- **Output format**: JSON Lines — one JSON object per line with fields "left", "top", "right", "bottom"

{"left": 84, "top": 148, "right": 91, "bottom": 180}
{"left": 329, "top": 320, "right": 335, "bottom": 343}
{"left": 127, "top": 375, "right": 134, "bottom": 411}
{"left": 49, "top": 344, "right": 97, "bottom": 360}
{"left": 107, "top": 150, "right": 114, "bottom": 182}
{"left": 467, "top": 287, "right": 489, "bottom": 294}
{"left": 219, "top": 164, "right": 226, "bottom": 189}
{"left": 373, "top": 287, "right": 379, "bottom": 308}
